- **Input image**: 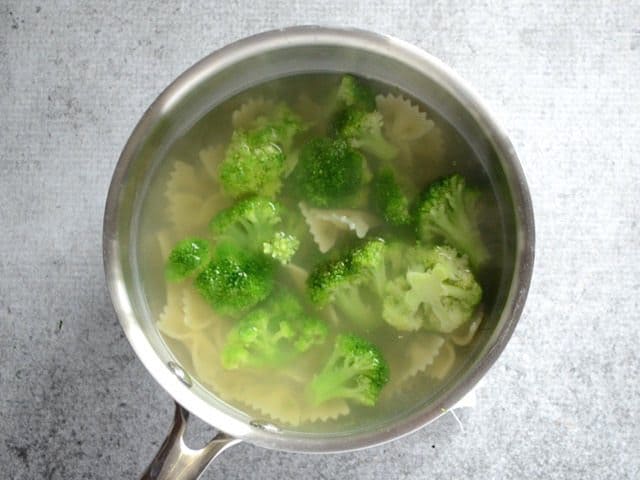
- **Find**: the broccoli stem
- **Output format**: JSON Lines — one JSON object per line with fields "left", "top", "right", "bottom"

{"left": 435, "top": 212, "right": 489, "bottom": 267}
{"left": 357, "top": 135, "right": 398, "bottom": 162}
{"left": 309, "top": 366, "right": 357, "bottom": 405}
{"left": 334, "top": 286, "right": 378, "bottom": 330}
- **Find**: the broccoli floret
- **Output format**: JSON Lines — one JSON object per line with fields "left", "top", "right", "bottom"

{"left": 263, "top": 231, "right": 300, "bottom": 265}
{"left": 330, "top": 108, "right": 397, "bottom": 162}
{"left": 293, "top": 137, "right": 365, "bottom": 207}
{"left": 219, "top": 106, "right": 305, "bottom": 198}
{"left": 415, "top": 174, "right": 489, "bottom": 267}
{"left": 194, "top": 243, "right": 274, "bottom": 316}
{"left": 219, "top": 127, "right": 285, "bottom": 198}
{"left": 210, "top": 197, "right": 280, "bottom": 247}
{"left": 307, "top": 333, "right": 389, "bottom": 406}
{"left": 381, "top": 276, "right": 422, "bottom": 331}
{"left": 209, "top": 197, "right": 300, "bottom": 263}
{"left": 252, "top": 103, "right": 306, "bottom": 152}
{"left": 307, "top": 239, "right": 386, "bottom": 329}
{"left": 382, "top": 244, "right": 482, "bottom": 333}
{"left": 164, "top": 238, "right": 211, "bottom": 282}
{"left": 371, "top": 167, "right": 413, "bottom": 226}
{"left": 335, "top": 75, "right": 376, "bottom": 112}
{"left": 221, "top": 292, "right": 328, "bottom": 369}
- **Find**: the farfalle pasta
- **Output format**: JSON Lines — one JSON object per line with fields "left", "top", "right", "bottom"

{"left": 299, "top": 202, "right": 380, "bottom": 253}
{"left": 376, "top": 93, "right": 435, "bottom": 143}
{"left": 231, "top": 97, "right": 276, "bottom": 130}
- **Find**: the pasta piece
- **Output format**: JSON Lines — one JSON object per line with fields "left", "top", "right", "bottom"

{"left": 165, "top": 158, "right": 227, "bottom": 232}
{"left": 156, "top": 230, "right": 175, "bottom": 260}
{"left": 450, "top": 306, "right": 483, "bottom": 346}
{"left": 231, "top": 97, "right": 276, "bottom": 130}
{"left": 394, "top": 124, "right": 447, "bottom": 188}
{"left": 241, "top": 383, "right": 303, "bottom": 426}
{"left": 227, "top": 374, "right": 349, "bottom": 426}
{"left": 413, "top": 124, "right": 445, "bottom": 164}
{"left": 375, "top": 93, "right": 435, "bottom": 144}
{"left": 182, "top": 288, "right": 217, "bottom": 331}
{"left": 157, "top": 284, "right": 192, "bottom": 341}
{"left": 166, "top": 160, "right": 211, "bottom": 199}
{"left": 385, "top": 333, "right": 445, "bottom": 395}
{"left": 190, "top": 335, "right": 222, "bottom": 387}
{"left": 191, "top": 333, "right": 243, "bottom": 392}
{"left": 397, "top": 333, "right": 446, "bottom": 384}
{"left": 375, "top": 93, "right": 447, "bottom": 187}
{"left": 300, "top": 400, "right": 350, "bottom": 423}
{"left": 425, "top": 341, "right": 456, "bottom": 380}
{"left": 219, "top": 374, "right": 304, "bottom": 426}
{"left": 299, "top": 202, "right": 381, "bottom": 253}
{"left": 283, "top": 263, "right": 309, "bottom": 293}
{"left": 166, "top": 192, "right": 204, "bottom": 231}
{"left": 198, "top": 145, "right": 225, "bottom": 180}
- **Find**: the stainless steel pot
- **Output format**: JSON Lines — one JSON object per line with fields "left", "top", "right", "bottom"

{"left": 103, "top": 26, "right": 535, "bottom": 480}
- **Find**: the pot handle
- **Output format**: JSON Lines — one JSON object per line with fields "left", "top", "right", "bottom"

{"left": 140, "top": 403, "right": 242, "bottom": 480}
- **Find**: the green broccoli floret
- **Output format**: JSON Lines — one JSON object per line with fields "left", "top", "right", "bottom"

{"left": 307, "top": 333, "right": 389, "bottom": 406}
{"left": 251, "top": 103, "right": 306, "bottom": 152}
{"left": 307, "top": 239, "right": 386, "bottom": 329}
{"left": 415, "top": 174, "right": 489, "bottom": 267}
{"left": 194, "top": 243, "right": 274, "bottom": 316}
{"left": 371, "top": 167, "right": 413, "bottom": 226}
{"left": 381, "top": 276, "right": 421, "bottom": 331}
{"left": 209, "top": 197, "right": 300, "bottom": 264}
{"left": 164, "top": 238, "right": 211, "bottom": 282}
{"left": 382, "top": 244, "right": 482, "bottom": 333}
{"left": 209, "top": 197, "right": 280, "bottom": 246}
{"left": 219, "top": 106, "right": 305, "bottom": 197}
{"left": 262, "top": 231, "right": 300, "bottom": 265}
{"left": 335, "top": 75, "right": 376, "bottom": 112}
{"left": 221, "top": 292, "right": 328, "bottom": 369}
{"left": 293, "top": 137, "right": 365, "bottom": 207}
{"left": 219, "top": 127, "right": 285, "bottom": 198}
{"left": 330, "top": 108, "right": 397, "bottom": 162}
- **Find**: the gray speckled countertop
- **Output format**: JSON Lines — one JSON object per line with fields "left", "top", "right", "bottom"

{"left": 1, "top": 1, "right": 639, "bottom": 479}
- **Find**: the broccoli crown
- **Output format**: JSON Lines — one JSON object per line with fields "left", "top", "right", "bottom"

{"left": 415, "top": 174, "right": 489, "bottom": 267}
{"left": 335, "top": 75, "right": 376, "bottom": 112}
{"left": 307, "top": 239, "right": 386, "bottom": 329}
{"left": 293, "top": 137, "right": 365, "bottom": 207}
{"left": 252, "top": 103, "right": 306, "bottom": 152}
{"left": 210, "top": 197, "right": 300, "bottom": 264}
{"left": 209, "top": 196, "right": 281, "bottom": 246}
{"left": 219, "top": 127, "right": 286, "bottom": 198}
{"left": 164, "top": 237, "right": 211, "bottom": 282}
{"left": 371, "top": 167, "right": 412, "bottom": 226}
{"left": 194, "top": 243, "right": 274, "bottom": 316}
{"left": 382, "top": 244, "right": 482, "bottom": 333}
{"left": 307, "top": 238, "right": 386, "bottom": 305}
{"left": 221, "top": 292, "right": 328, "bottom": 369}
{"left": 308, "top": 333, "right": 389, "bottom": 406}
{"left": 263, "top": 231, "right": 300, "bottom": 265}
{"left": 330, "top": 108, "right": 397, "bottom": 162}
{"left": 381, "top": 275, "right": 423, "bottom": 331}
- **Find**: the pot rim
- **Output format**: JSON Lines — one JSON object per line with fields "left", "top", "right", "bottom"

{"left": 103, "top": 25, "right": 535, "bottom": 453}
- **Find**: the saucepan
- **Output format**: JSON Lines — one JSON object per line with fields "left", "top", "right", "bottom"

{"left": 103, "top": 26, "right": 534, "bottom": 479}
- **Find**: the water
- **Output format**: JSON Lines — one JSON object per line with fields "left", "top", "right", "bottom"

{"left": 136, "top": 73, "right": 504, "bottom": 433}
